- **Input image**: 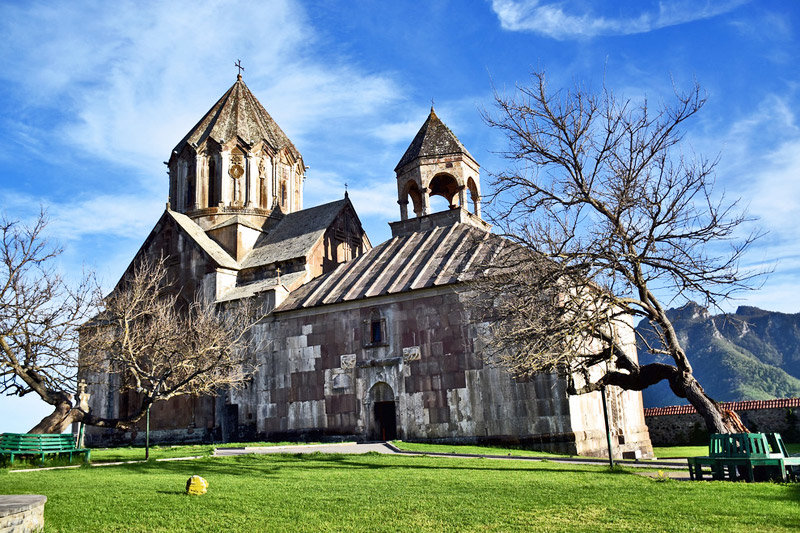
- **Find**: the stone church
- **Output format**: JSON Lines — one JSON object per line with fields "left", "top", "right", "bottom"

{"left": 85, "top": 74, "right": 653, "bottom": 458}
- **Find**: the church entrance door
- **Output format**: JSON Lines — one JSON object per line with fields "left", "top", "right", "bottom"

{"left": 368, "top": 382, "right": 397, "bottom": 441}
{"left": 374, "top": 401, "right": 397, "bottom": 441}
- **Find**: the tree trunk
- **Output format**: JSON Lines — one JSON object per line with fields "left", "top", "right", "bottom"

{"left": 574, "top": 362, "right": 748, "bottom": 435}
{"left": 28, "top": 400, "right": 82, "bottom": 434}
{"left": 28, "top": 401, "right": 141, "bottom": 434}
{"left": 678, "top": 372, "right": 748, "bottom": 434}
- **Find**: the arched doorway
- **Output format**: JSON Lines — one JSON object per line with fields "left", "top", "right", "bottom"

{"left": 369, "top": 382, "right": 397, "bottom": 441}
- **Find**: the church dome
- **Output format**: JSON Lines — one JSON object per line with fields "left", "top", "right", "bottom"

{"left": 167, "top": 75, "right": 305, "bottom": 220}
{"left": 173, "top": 75, "right": 300, "bottom": 159}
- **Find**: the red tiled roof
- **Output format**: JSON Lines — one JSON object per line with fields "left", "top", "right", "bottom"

{"left": 644, "top": 397, "right": 800, "bottom": 417}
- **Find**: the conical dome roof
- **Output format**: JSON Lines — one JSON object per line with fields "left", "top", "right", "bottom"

{"left": 173, "top": 76, "right": 300, "bottom": 159}
{"left": 394, "top": 108, "right": 475, "bottom": 171}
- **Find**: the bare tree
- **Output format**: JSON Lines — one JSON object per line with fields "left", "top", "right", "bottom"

{"left": 75, "top": 255, "right": 261, "bottom": 434}
{"left": 480, "top": 71, "right": 761, "bottom": 434}
{"left": 0, "top": 212, "right": 260, "bottom": 433}
{"left": 0, "top": 211, "right": 96, "bottom": 432}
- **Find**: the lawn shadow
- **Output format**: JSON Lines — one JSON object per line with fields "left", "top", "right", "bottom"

{"left": 100, "top": 452, "right": 634, "bottom": 481}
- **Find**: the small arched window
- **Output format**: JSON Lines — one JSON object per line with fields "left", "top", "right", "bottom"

{"left": 428, "top": 173, "right": 460, "bottom": 211}
{"left": 364, "top": 309, "right": 387, "bottom": 347}
{"left": 467, "top": 177, "right": 480, "bottom": 215}
{"left": 208, "top": 157, "right": 218, "bottom": 207}
{"left": 403, "top": 180, "right": 424, "bottom": 217}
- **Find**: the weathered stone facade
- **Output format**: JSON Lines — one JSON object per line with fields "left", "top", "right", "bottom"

{"left": 85, "top": 76, "right": 653, "bottom": 458}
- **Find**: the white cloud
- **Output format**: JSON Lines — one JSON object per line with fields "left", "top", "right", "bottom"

{"left": 490, "top": 0, "right": 750, "bottom": 39}
{"left": 0, "top": 1, "right": 402, "bottom": 181}
{"left": 0, "top": 189, "right": 163, "bottom": 242}
{"left": 745, "top": 141, "right": 800, "bottom": 230}
{"left": 701, "top": 93, "right": 800, "bottom": 314}
{"left": 304, "top": 168, "right": 398, "bottom": 220}
{"left": 373, "top": 118, "right": 425, "bottom": 145}
{"left": 714, "top": 94, "right": 800, "bottom": 236}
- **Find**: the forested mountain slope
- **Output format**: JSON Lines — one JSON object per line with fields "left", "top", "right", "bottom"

{"left": 636, "top": 303, "right": 800, "bottom": 407}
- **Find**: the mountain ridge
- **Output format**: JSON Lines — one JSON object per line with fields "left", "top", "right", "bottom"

{"left": 635, "top": 303, "right": 800, "bottom": 407}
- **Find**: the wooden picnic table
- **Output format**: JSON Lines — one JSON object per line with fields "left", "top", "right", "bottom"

{"left": 688, "top": 432, "right": 800, "bottom": 482}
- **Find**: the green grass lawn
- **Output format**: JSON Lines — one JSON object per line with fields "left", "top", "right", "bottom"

{"left": 1, "top": 453, "right": 798, "bottom": 532}
{"left": 0, "top": 441, "right": 321, "bottom": 469}
{"left": 88, "top": 441, "right": 311, "bottom": 463}
{"left": 391, "top": 440, "right": 565, "bottom": 457}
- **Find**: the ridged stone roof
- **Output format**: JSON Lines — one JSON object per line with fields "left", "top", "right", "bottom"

{"left": 276, "top": 222, "right": 502, "bottom": 312}
{"left": 168, "top": 210, "right": 240, "bottom": 270}
{"left": 395, "top": 108, "right": 475, "bottom": 171}
{"left": 241, "top": 199, "right": 351, "bottom": 269}
{"left": 173, "top": 76, "right": 300, "bottom": 159}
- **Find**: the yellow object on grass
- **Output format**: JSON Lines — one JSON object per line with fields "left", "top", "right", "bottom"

{"left": 186, "top": 475, "right": 209, "bottom": 495}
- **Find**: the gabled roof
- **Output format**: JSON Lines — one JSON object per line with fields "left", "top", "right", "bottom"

{"left": 240, "top": 198, "right": 353, "bottom": 269}
{"left": 168, "top": 210, "right": 240, "bottom": 270}
{"left": 275, "top": 222, "right": 502, "bottom": 312}
{"left": 395, "top": 108, "right": 475, "bottom": 171}
{"left": 216, "top": 270, "right": 306, "bottom": 303}
{"left": 111, "top": 208, "right": 240, "bottom": 294}
{"left": 173, "top": 76, "right": 300, "bottom": 159}
{"left": 208, "top": 214, "right": 264, "bottom": 233}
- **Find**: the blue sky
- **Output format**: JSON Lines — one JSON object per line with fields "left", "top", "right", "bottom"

{"left": 1, "top": 0, "right": 798, "bottom": 430}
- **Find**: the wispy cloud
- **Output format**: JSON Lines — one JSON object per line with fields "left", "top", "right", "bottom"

{"left": 703, "top": 93, "right": 800, "bottom": 313}
{"left": 490, "top": 0, "right": 750, "bottom": 39}
{"left": 0, "top": 1, "right": 403, "bottom": 181}
{"left": 0, "top": 190, "right": 162, "bottom": 242}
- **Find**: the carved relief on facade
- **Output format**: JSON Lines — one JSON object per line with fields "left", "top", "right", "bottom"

{"left": 402, "top": 346, "right": 421, "bottom": 362}
{"left": 340, "top": 354, "right": 356, "bottom": 369}
{"left": 230, "top": 148, "right": 245, "bottom": 207}
{"left": 258, "top": 154, "right": 268, "bottom": 208}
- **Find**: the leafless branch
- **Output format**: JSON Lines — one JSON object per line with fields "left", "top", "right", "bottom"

{"left": 475, "top": 71, "right": 762, "bottom": 434}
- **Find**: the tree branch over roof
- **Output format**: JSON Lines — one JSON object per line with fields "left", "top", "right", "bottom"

{"left": 476, "top": 70, "right": 765, "bottom": 433}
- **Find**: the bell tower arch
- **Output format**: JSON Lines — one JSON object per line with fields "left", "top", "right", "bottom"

{"left": 394, "top": 107, "right": 482, "bottom": 221}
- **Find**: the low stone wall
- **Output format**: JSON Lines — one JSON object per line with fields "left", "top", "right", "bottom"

{"left": 644, "top": 398, "right": 800, "bottom": 446}
{"left": 85, "top": 426, "right": 215, "bottom": 448}
{"left": 0, "top": 495, "right": 46, "bottom": 533}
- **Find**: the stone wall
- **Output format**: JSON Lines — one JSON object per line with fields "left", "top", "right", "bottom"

{"left": 0, "top": 495, "right": 46, "bottom": 533}
{"left": 250, "top": 289, "right": 572, "bottom": 445}
{"left": 644, "top": 398, "right": 800, "bottom": 445}
{"left": 240, "top": 287, "right": 652, "bottom": 458}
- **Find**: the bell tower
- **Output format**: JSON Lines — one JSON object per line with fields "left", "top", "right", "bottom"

{"left": 167, "top": 73, "right": 305, "bottom": 231}
{"left": 394, "top": 107, "right": 483, "bottom": 221}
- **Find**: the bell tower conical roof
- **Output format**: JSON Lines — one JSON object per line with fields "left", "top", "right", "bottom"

{"left": 173, "top": 75, "right": 300, "bottom": 159}
{"left": 394, "top": 107, "right": 475, "bottom": 172}
{"left": 392, "top": 106, "right": 485, "bottom": 234}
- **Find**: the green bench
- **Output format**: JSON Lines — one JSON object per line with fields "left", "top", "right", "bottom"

{"left": 0, "top": 433, "right": 91, "bottom": 466}
{"left": 687, "top": 432, "right": 800, "bottom": 482}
